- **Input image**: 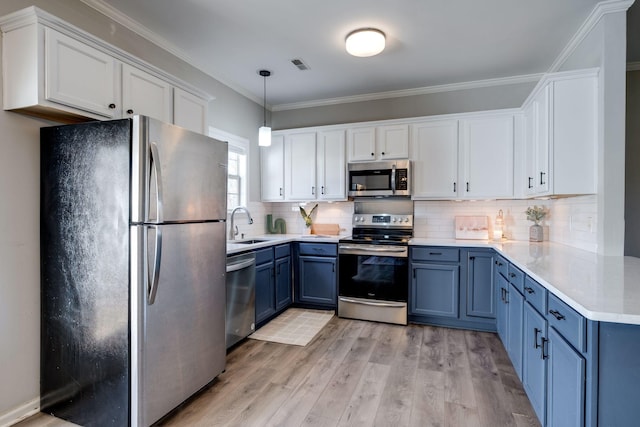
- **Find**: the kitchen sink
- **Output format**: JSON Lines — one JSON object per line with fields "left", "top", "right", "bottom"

{"left": 230, "top": 239, "right": 269, "bottom": 245}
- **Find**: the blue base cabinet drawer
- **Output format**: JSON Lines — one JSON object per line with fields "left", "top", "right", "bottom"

{"left": 523, "top": 276, "right": 547, "bottom": 315}
{"left": 412, "top": 247, "right": 459, "bottom": 262}
{"left": 547, "top": 293, "right": 586, "bottom": 353}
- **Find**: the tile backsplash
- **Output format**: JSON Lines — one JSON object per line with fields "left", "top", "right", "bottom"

{"left": 242, "top": 194, "right": 597, "bottom": 252}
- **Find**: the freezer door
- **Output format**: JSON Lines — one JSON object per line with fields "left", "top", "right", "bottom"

{"left": 131, "top": 116, "right": 228, "bottom": 223}
{"left": 130, "top": 221, "right": 226, "bottom": 426}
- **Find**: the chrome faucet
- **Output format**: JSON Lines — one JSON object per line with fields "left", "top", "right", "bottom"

{"left": 229, "top": 206, "right": 254, "bottom": 240}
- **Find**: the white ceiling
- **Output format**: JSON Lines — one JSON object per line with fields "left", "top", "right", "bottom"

{"left": 85, "top": 0, "right": 606, "bottom": 108}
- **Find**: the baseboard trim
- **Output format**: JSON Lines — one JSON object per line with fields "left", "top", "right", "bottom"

{"left": 0, "top": 398, "right": 39, "bottom": 427}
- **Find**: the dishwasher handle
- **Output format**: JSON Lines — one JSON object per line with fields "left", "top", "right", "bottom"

{"left": 226, "top": 258, "right": 256, "bottom": 273}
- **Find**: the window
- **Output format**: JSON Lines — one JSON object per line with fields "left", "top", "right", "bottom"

{"left": 209, "top": 127, "right": 249, "bottom": 210}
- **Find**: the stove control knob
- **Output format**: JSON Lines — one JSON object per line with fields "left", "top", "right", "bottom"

{"left": 404, "top": 217, "right": 410, "bottom": 223}
{"left": 392, "top": 217, "right": 398, "bottom": 223}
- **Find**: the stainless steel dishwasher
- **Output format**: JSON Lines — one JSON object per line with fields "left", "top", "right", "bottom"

{"left": 226, "top": 252, "right": 256, "bottom": 349}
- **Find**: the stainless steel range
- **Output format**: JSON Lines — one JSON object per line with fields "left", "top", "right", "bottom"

{"left": 338, "top": 199, "right": 413, "bottom": 325}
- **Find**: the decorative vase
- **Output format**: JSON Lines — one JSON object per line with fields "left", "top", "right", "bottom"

{"left": 529, "top": 224, "right": 543, "bottom": 242}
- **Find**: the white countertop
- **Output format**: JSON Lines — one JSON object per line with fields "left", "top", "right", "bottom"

{"left": 226, "top": 234, "right": 343, "bottom": 255}
{"left": 411, "top": 238, "right": 640, "bottom": 325}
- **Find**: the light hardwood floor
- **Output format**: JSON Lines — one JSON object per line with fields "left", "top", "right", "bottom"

{"left": 19, "top": 317, "right": 540, "bottom": 427}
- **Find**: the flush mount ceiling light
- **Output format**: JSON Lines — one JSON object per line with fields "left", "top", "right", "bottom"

{"left": 345, "top": 28, "right": 386, "bottom": 57}
{"left": 258, "top": 69, "right": 271, "bottom": 147}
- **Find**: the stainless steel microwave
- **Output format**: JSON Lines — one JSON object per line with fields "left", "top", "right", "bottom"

{"left": 347, "top": 160, "right": 411, "bottom": 197}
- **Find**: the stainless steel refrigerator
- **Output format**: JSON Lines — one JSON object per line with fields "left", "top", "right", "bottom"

{"left": 40, "top": 116, "right": 228, "bottom": 426}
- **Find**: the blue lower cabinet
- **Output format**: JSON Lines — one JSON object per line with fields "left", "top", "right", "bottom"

{"left": 410, "top": 263, "right": 459, "bottom": 318}
{"left": 496, "top": 273, "right": 509, "bottom": 343}
{"left": 298, "top": 255, "right": 337, "bottom": 307}
{"left": 547, "top": 327, "right": 586, "bottom": 427}
{"left": 466, "top": 250, "right": 495, "bottom": 319}
{"left": 275, "top": 256, "right": 292, "bottom": 311}
{"left": 255, "top": 260, "right": 275, "bottom": 324}
{"left": 522, "top": 302, "right": 547, "bottom": 425}
{"left": 507, "top": 282, "right": 524, "bottom": 379}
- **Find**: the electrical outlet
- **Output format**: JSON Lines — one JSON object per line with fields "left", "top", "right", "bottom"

{"left": 570, "top": 214, "right": 594, "bottom": 233}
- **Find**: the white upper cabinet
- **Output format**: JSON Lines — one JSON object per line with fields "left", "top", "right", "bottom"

{"left": 347, "top": 124, "right": 409, "bottom": 161}
{"left": 347, "top": 126, "right": 376, "bottom": 161}
{"left": 459, "top": 114, "right": 514, "bottom": 199}
{"left": 411, "top": 120, "right": 459, "bottom": 199}
{"left": 261, "top": 134, "right": 285, "bottom": 201}
{"left": 45, "top": 28, "right": 120, "bottom": 118}
{"left": 317, "top": 130, "right": 346, "bottom": 200}
{"left": 376, "top": 124, "right": 409, "bottom": 159}
{"left": 1, "top": 7, "right": 210, "bottom": 126}
{"left": 122, "top": 64, "right": 172, "bottom": 123}
{"left": 173, "top": 87, "right": 208, "bottom": 134}
{"left": 284, "top": 132, "right": 317, "bottom": 200}
{"left": 263, "top": 129, "right": 347, "bottom": 202}
{"left": 522, "top": 70, "right": 597, "bottom": 197}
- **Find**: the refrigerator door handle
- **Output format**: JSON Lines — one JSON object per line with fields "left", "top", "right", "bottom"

{"left": 149, "top": 141, "right": 164, "bottom": 223}
{"left": 147, "top": 225, "right": 163, "bottom": 305}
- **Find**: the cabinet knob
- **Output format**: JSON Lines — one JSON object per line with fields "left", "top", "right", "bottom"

{"left": 108, "top": 103, "right": 116, "bottom": 109}
{"left": 127, "top": 109, "right": 134, "bottom": 114}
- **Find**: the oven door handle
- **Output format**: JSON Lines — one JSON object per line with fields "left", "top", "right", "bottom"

{"left": 339, "top": 297, "right": 406, "bottom": 308}
{"left": 339, "top": 245, "right": 407, "bottom": 253}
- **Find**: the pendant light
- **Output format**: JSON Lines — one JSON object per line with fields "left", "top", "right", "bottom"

{"left": 258, "top": 69, "right": 271, "bottom": 147}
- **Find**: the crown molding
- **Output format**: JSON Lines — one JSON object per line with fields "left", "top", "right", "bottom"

{"left": 78, "top": 0, "right": 262, "bottom": 105}
{"left": 548, "top": 0, "right": 635, "bottom": 73}
{"left": 271, "top": 73, "right": 543, "bottom": 112}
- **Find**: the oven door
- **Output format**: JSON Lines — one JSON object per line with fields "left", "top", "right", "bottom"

{"left": 338, "top": 244, "right": 408, "bottom": 302}
{"left": 338, "top": 243, "right": 408, "bottom": 324}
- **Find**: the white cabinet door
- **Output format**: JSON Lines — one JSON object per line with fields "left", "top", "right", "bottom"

{"left": 285, "top": 132, "right": 317, "bottom": 200}
{"left": 523, "top": 101, "right": 537, "bottom": 196}
{"left": 261, "top": 134, "right": 285, "bottom": 201}
{"left": 459, "top": 115, "right": 514, "bottom": 199}
{"left": 317, "top": 130, "right": 346, "bottom": 201}
{"left": 347, "top": 126, "right": 376, "bottom": 161}
{"left": 45, "top": 27, "right": 119, "bottom": 118}
{"left": 552, "top": 75, "right": 597, "bottom": 195}
{"left": 533, "top": 86, "right": 550, "bottom": 194}
{"left": 410, "top": 120, "right": 459, "bottom": 199}
{"left": 122, "top": 64, "right": 172, "bottom": 123}
{"left": 174, "top": 87, "right": 208, "bottom": 134}
{"left": 377, "top": 124, "right": 409, "bottom": 159}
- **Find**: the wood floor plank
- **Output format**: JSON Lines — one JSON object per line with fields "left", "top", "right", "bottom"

{"left": 368, "top": 323, "right": 404, "bottom": 365}
{"left": 444, "top": 401, "right": 481, "bottom": 427}
{"left": 372, "top": 325, "right": 422, "bottom": 427}
{"left": 409, "top": 368, "right": 445, "bottom": 427}
{"left": 337, "top": 362, "right": 391, "bottom": 427}
{"left": 419, "top": 325, "right": 446, "bottom": 371}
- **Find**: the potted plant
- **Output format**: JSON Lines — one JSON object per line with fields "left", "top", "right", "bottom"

{"left": 299, "top": 204, "right": 318, "bottom": 235}
{"left": 526, "top": 205, "right": 547, "bottom": 242}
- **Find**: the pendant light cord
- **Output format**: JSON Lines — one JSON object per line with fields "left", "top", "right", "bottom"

{"left": 259, "top": 69, "right": 271, "bottom": 127}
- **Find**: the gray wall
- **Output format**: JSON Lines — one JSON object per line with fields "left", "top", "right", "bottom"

{"left": 0, "top": 0, "right": 263, "bottom": 419}
{"left": 272, "top": 82, "right": 535, "bottom": 129}
{"left": 626, "top": 71, "right": 640, "bottom": 256}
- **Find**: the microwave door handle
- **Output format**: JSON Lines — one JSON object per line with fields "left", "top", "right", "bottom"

{"left": 391, "top": 164, "right": 396, "bottom": 194}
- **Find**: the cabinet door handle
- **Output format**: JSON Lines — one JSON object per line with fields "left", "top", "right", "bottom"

{"left": 534, "top": 328, "right": 541, "bottom": 349}
{"left": 540, "top": 337, "right": 549, "bottom": 359}
{"left": 453, "top": 182, "right": 456, "bottom": 192}
{"left": 540, "top": 171, "right": 546, "bottom": 185}
{"left": 311, "top": 186, "right": 315, "bottom": 195}
{"left": 509, "top": 272, "right": 516, "bottom": 278}
{"left": 528, "top": 177, "right": 533, "bottom": 189}
{"left": 549, "top": 309, "right": 565, "bottom": 320}
{"left": 321, "top": 186, "right": 325, "bottom": 195}
{"left": 504, "top": 288, "right": 509, "bottom": 303}
{"left": 495, "top": 260, "right": 503, "bottom": 266}
{"left": 469, "top": 256, "right": 475, "bottom": 260}
{"left": 279, "top": 187, "right": 283, "bottom": 196}
{"left": 524, "top": 286, "right": 534, "bottom": 294}
{"left": 429, "top": 252, "right": 442, "bottom": 256}
{"left": 466, "top": 182, "right": 470, "bottom": 192}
